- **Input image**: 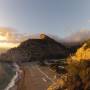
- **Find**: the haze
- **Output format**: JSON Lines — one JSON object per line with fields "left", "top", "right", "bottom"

{"left": 0, "top": 0, "right": 90, "bottom": 37}
{"left": 0, "top": 0, "right": 90, "bottom": 49}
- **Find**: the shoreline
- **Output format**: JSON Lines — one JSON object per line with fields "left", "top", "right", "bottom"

{"left": 4, "top": 63, "right": 22, "bottom": 90}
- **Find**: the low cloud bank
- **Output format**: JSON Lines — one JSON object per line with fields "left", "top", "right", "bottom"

{"left": 0, "top": 27, "right": 29, "bottom": 49}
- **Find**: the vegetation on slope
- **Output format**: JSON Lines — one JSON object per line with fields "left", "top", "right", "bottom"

{"left": 48, "top": 40, "right": 90, "bottom": 90}
{"left": 85, "top": 39, "right": 90, "bottom": 49}
{"left": 0, "top": 34, "right": 68, "bottom": 63}
{"left": 71, "top": 39, "right": 90, "bottom": 61}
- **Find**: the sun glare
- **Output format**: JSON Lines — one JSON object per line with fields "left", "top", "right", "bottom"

{"left": 0, "top": 28, "right": 20, "bottom": 49}
{"left": 0, "top": 35, "right": 8, "bottom": 41}
{"left": 0, "top": 42, "right": 20, "bottom": 49}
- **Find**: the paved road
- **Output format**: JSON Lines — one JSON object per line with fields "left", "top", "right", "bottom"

{"left": 16, "top": 62, "right": 56, "bottom": 90}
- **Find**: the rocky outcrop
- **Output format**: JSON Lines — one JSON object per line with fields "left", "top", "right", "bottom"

{"left": 0, "top": 34, "right": 68, "bottom": 62}
{"left": 71, "top": 40, "right": 90, "bottom": 61}
{"left": 48, "top": 61, "right": 90, "bottom": 90}
{"left": 47, "top": 40, "right": 90, "bottom": 90}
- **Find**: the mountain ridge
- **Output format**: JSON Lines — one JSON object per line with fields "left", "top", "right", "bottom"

{"left": 0, "top": 34, "right": 68, "bottom": 62}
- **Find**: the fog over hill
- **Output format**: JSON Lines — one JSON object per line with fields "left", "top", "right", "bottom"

{"left": 0, "top": 34, "right": 68, "bottom": 62}
{"left": 0, "top": 27, "right": 90, "bottom": 54}
{"left": 64, "top": 30, "right": 90, "bottom": 43}
{"left": 40, "top": 30, "right": 90, "bottom": 47}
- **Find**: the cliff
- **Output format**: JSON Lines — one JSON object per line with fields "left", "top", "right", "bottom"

{"left": 0, "top": 34, "right": 68, "bottom": 62}
{"left": 71, "top": 39, "right": 90, "bottom": 61}
{"left": 47, "top": 39, "right": 90, "bottom": 90}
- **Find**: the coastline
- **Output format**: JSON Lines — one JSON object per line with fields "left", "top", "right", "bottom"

{"left": 4, "top": 63, "right": 22, "bottom": 90}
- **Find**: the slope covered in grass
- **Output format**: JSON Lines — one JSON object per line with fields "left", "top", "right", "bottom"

{"left": 47, "top": 39, "right": 90, "bottom": 90}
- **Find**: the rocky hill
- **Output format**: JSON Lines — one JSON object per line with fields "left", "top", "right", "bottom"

{"left": 47, "top": 39, "right": 90, "bottom": 90}
{"left": 0, "top": 34, "right": 68, "bottom": 62}
{"left": 71, "top": 39, "right": 90, "bottom": 61}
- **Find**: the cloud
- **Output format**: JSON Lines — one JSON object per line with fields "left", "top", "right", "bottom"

{"left": 65, "top": 29, "right": 90, "bottom": 43}
{"left": 0, "top": 27, "right": 15, "bottom": 42}
{"left": 0, "top": 27, "right": 30, "bottom": 49}
{"left": 87, "top": 19, "right": 90, "bottom": 23}
{"left": 79, "top": 29, "right": 90, "bottom": 33}
{"left": 0, "top": 27, "right": 30, "bottom": 42}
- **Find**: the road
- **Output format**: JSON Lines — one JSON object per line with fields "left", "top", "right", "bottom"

{"left": 16, "top": 62, "right": 57, "bottom": 90}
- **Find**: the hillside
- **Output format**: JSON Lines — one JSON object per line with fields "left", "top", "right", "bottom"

{"left": 47, "top": 39, "right": 90, "bottom": 90}
{"left": 71, "top": 39, "right": 90, "bottom": 61}
{"left": 0, "top": 34, "right": 68, "bottom": 62}
{"left": 0, "top": 48, "right": 8, "bottom": 54}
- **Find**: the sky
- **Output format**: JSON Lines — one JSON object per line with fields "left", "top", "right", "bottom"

{"left": 0, "top": 0, "right": 90, "bottom": 38}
